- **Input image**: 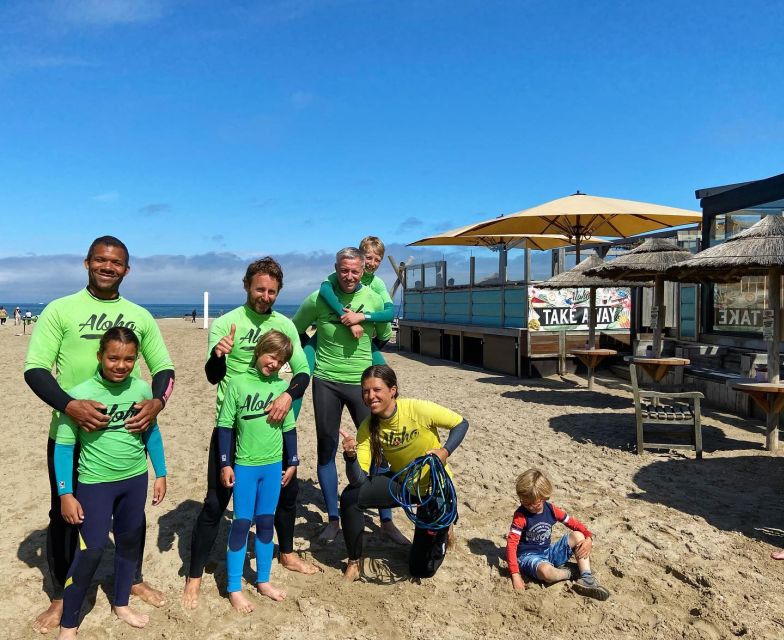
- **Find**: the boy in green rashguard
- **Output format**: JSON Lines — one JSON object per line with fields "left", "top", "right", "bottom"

{"left": 54, "top": 327, "right": 168, "bottom": 638}
{"left": 308, "top": 236, "right": 394, "bottom": 370}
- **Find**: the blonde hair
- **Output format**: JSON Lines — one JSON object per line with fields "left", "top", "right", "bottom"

{"left": 515, "top": 468, "right": 553, "bottom": 503}
{"left": 359, "top": 236, "right": 385, "bottom": 258}
{"left": 253, "top": 329, "right": 293, "bottom": 363}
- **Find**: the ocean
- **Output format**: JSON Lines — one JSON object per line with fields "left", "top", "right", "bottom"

{"left": 0, "top": 302, "right": 302, "bottom": 319}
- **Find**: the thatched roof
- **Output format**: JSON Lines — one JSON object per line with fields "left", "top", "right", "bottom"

{"left": 584, "top": 238, "right": 693, "bottom": 282}
{"left": 666, "top": 215, "right": 784, "bottom": 283}
{"left": 538, "top": 255, "right": 640, "bottom": 289}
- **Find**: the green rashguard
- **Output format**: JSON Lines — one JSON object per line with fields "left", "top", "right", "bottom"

{"left": 208, "top": 305, "right": 309, "bottom": 412}
{"left": 320, "top": 271, "right": 395, "bottom": 324}
{"left": 55, "top": 372, "right": 165, "bottom": 484}
{"left": 292, "top": 286, "right": 386, "bottom": 384}
{"left": 24, "top": 289, "right": 174, "bottom": 438}
{"left": 217, "top": 369, "right": 296, "bottom": 466}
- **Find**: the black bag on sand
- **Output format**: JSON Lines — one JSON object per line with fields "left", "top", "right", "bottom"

{"left": 408, "top": 500, "right": 457, "bottom": 579}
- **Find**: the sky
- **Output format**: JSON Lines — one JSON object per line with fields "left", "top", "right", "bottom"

{"left": 1, "top": 0, "right": 783, "bottom": 304}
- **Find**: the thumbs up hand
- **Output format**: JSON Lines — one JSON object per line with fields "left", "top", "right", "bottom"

{"left": 214, "top": 323, "right": 236, "bottom": 358}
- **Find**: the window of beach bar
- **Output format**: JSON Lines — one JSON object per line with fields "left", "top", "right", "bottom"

{"left": 709, "top": 204, "right": 784, "bottom": 334}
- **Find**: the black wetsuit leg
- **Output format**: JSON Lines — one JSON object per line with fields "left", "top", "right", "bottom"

{"left": 340, "top": 474, "right": 399, "bottom": 560}
{"left": 46, "top": 437, "right": 80, "bottom": 599}
{"left": 188, "top": 429, "right": 235, "bottom": 578}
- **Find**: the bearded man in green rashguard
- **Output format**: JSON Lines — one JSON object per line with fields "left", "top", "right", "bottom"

{"left": 292, "top": 247, "right": 406, "bottom": 545}
{"left": 23, "top": 236, "right": 175, "bottom": 634}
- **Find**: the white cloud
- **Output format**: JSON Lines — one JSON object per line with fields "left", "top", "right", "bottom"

{"left": 92, "top": 191, "right": 120, "bottom": 202}
{"left": 50, "top": 0, "right": 166, "bottom": 27}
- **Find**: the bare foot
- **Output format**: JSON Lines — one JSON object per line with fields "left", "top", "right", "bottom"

{"left": 55, "top": 627, "right": 77, "bottom": 640}
{"left": 131, "top": 581, "right": 166, "bottom": 607}
{"left": 113, "top": 605, "right": 150, "bottom": 628}
{"left": 182, "top": 576, "right": 201, "bottom": 610}
{"left": 279, "top": 552, "right": 321, "bottom": 575}
{"left": 380, "top": 520, "right": 410, "bottom": 545}
{"left": 256, "top": 582, "right": 286, "bottom": 602}
{"left": 228, "top": 591, "right": 255, "bottom": 614}
{"left": 33, "top": 599, "right": 63, "bottom": 634}
{"left": 772, "top": 549, "right": 784, "bottom": 560}
{"left": 343, "top": 559, "right": 361, "bottom": 582}
{"left": 317, "top": 520, "right": 341, "bottom": 543}
{"left": 447, "top": 524, "right": 456, "bottom": 549}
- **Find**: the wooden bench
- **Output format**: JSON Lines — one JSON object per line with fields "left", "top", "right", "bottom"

{"left": 630, "top": 363, "right": 704, "bottom": 459}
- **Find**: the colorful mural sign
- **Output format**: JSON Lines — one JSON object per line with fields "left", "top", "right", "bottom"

{"left": 527, "top": 286, "right": 631, "bottom": 331}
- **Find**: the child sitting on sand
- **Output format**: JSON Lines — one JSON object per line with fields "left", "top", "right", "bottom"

{"left": 505, "top": 468, "right": 610, "bottom": 600}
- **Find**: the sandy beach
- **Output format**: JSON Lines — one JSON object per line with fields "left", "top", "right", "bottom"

{"left": 2, "top": 319, "right": 784, "bottom": 640}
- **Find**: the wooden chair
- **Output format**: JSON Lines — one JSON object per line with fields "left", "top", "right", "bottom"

{"left": 630, "top": 363, "right": 704, "bottom": 459}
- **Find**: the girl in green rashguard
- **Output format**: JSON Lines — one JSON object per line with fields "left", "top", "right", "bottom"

{"left": 54, "top": 327, "right": 167, "bottom": 639}
{"left": 304, "top": 235, "right": 394, "bottom": 372}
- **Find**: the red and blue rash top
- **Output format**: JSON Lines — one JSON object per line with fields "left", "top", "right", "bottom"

{"left": 505, "top": 502, "right": 593, "bottom": 575}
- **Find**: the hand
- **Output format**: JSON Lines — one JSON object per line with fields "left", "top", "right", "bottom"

{"left": 152, "top": 477, "right": 167, "bottom": 506}
{"left": 65, "top": 399, "right": 109, "bottom": 432}
{"left": 511, "top": 573, "right": 526, "bottom": 591}
{"left": 266, "top": 392, "right": 292, "bottom": 425}
{"left": 340, "top": 310, "right": 365, "bottom": 327}
{"left": 281, "top": 466, "right": 297, "bottom": 487}
{"left": 574, "top": 536, "right": 593, "bottom": 559}
{"left": 214, "top": 324, "right": 236, "bottom": 358}
{"left": 349, "top": 324, "right": 364, "bottom": 340}
{"left": 126, "top": 398, "right": 163, "bottom": 433}
{"left": 425, "top": 447, "right": 449, "bottom": 465}
{"left": 221, "top": 466, "right": 235, "bottom": 488}
{"left": 341, "top": 429, "right": 357, "bottom": 459}
{"left": 60, "top": 494, "right": 84, "bottom": 524}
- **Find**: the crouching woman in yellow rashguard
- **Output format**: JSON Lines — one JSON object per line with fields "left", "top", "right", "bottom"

{"left": 340, "top": 364, "right": 468, "bottom": 582}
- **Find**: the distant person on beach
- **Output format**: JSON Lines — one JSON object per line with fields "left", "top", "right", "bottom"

{"left": 292, "top": 247, "right": 405, "bottom": 545}
{"left": 23, "top": 236, "right": 175, "bottom": 633}
{"left": 340, "top": 364, "right": 468, "bottom": 581}
{"left": 217, "top": 330, "right": 298, "bottom": 612}
{"left": 54, "top": 327, "right": 168, "bottom": 639}
{"left": 14, "top": 306, "right": 22, "bottom": 325}
{"left": 183, "top": 257, "right": 316, "bottom": 611}
{"left": 191, "top": 309, "right": 197, "bottom": 323}
{"left": 0, "top": 305, "right": 7, "bottom": 325}
{"left": 506, "top": 468, "right": 610, "bottom": 600}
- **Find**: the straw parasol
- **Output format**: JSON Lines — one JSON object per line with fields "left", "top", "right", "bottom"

{"left": 666, "top": 215, "right": 784, "bottom": 448}
{"left": 585, "top": 238, "right": 693, "bottom": 357}
{"left": 538, "top": 255, "right": 638, "bottom": 388}
{"left": 464, "top": 192, "right": 701, "bottom": 262}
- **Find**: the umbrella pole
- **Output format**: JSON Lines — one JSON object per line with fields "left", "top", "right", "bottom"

{"left": 766, "top": 269, "right": 781, "bottom": 451}
{"left": 653, "top": 276, "right": 665, "bottom": 358}
{"left": 587, "top": 287, "right": 597, "bottom": 390}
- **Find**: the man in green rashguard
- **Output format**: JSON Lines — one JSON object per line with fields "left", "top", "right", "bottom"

{"left": 23, "top": 236, "right": 175, "bottom": 633}
{"left": 292, "top": 247, "right": 405, "bottom": 544}
{"left": 182, "top": 257, "right": 316, "bottom": 611}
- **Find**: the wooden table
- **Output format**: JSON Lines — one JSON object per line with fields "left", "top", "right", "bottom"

{"left": 731, "top": 382, "right": 784, "bottom": 451}
{"left": 570, "top": 349, "right": 617, "bottom": 390}
{"left": 628, "top": 357, "right": 690, "bottom": 383}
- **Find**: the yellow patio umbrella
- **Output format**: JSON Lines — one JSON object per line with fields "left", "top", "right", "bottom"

{"left": 466, "top": 192, "right": 702, "bottom": 262}
{"left": 410, "top": 222, "right": 608, "bottom": 251}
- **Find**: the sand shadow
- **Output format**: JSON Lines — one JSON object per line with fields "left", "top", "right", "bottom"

{"left": 467, "top": 537, "right": 505, "bottom": 572}
{"left": 548, "top": 411, "right": 764, "bottom": 454}
{"left": 501, "top": 387, "right": 632, "bottom": 410}
{"left": 157, "top": 498, "right": 203, "bottom": 576}
{"left": 632, "top": 456, "right": 784, "bottom": 546}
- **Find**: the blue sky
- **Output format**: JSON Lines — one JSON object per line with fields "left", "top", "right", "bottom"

{"left": 1, "top": 0, "right": 783, "bottom": 303}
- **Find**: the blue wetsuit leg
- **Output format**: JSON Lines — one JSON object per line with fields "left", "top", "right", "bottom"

{"left": 227, "top": 464, "right": 256, "bottom": 593}
{"left": 253, "top": 461, "right": 282, "bottom": 584}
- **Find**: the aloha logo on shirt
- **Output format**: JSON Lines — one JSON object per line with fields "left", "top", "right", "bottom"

{"left": 97, "top": 402, "right": 139, "bottom": 431}
{"left": 78, "top": 313, "right": 138, "bottom": 339}
{"left": 327, "top": 303, "right": 365, "bottom": 325}
{"left": 240, "top": 391, "right": 275, "bottom": 421}
{"left": 239, "top": 326, "right": 266, "bottom": 351}
{"left": 381, "top": 424, "right": 419, "bottom": 448}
